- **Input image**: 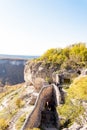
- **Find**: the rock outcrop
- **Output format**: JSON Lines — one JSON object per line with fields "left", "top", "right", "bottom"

{"left": 24, "top": 61, "right": 53, "bottom": 87}
{"left": 0, "top": 59, "right": 25, "bottom": 86}
{"left": 21, "top": 84, "right": 61, "bottom": 130}
{"left": 24, "top": 60, "right": 76, "bottom": 90}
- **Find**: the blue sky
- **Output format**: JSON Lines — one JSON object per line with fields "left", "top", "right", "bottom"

{"left": 0, "top": 0, "right": 87, "bottom": 55}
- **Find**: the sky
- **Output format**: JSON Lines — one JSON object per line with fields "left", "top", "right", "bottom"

{"left": 0, "top": 0, "right": 87, "bottom": 56}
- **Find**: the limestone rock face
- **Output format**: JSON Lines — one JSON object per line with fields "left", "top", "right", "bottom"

{"left": 0, "top": 59, "right": 25, "bottom": 86}
{"left": 24, "top": 61, "right": 54, "bottom": 90}
{"left": 24, "top": 60, "right": 75, "bottom": 90}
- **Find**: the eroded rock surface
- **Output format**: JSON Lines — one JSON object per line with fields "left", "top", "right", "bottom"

{"left": 24, "top": 60, "right": 76, "bottom": 91}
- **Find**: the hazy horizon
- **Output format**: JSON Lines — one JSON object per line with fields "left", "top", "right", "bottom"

{"left": 0, "top": 0, "right": 87, "bottom": 55}
{"left": 0, "top": 53, "right": 40, "bottom": 56}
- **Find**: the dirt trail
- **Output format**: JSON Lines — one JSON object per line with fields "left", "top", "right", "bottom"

{"left": 0, "top": 88, "right": 22, "bottom": 111}
{"left": 8, "top": 106, "right": 34, "bottom": 130}
{"left": 8, "top": 110, "right": 23, "bottom": 130}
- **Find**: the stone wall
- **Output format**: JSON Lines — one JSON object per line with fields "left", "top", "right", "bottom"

{"left": 21, "top": 84, "right": 60, "bottom": 130}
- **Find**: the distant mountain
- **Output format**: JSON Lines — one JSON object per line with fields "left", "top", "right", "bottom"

{"left": 0, "top": 54, "right": 39, "bottom": 60}
{"left": 0, "top": 54, "right": 39, "bottom": 86}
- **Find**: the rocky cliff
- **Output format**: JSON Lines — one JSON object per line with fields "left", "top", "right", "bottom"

{"left": 0, "top": 59, "right": 26, "bottom": 86}
{"left": 24, "top": 61, "right": 53, "bottom": 86}
{"left": 24, "top": 60, "right": 80, "bottom": 91}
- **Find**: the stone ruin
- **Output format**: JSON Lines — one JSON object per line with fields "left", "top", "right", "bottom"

{"left": 21, "top": 83, "right": 65, "bottom": 130}
{"left": 22, "top": 61, "right": 87, "bottom": 130}
{"left": 22, "top": 61, "right": 67, "bottom": 130}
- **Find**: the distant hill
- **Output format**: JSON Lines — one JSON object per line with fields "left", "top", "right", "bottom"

{"left": 0, "top": 54, "right": 39, "bottom": 60}
{"left": 0, "top": 54, "right": 39, "bottom": 86}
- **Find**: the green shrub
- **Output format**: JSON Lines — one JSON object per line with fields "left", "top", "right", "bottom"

{"left": 0, "top": 118, "right": 8, "bottom": 130}
{"left": 15, "top": 98, "right": 25, "bottom": 108}
{"left": 68, "top": 76, "right": 87, "bottom": 100}
{"left": 58, "top": 100, "right": 84, "bottom": 127}
{"left": 37, "top": 43, "right": 87, "bottom": 70}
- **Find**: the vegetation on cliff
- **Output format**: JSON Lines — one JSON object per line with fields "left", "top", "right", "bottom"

{"left": 68, "top": 76, "right": 87, "bottom": 100}
{"left": 38, "top": 43, "right": 87, "bottom": 70}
